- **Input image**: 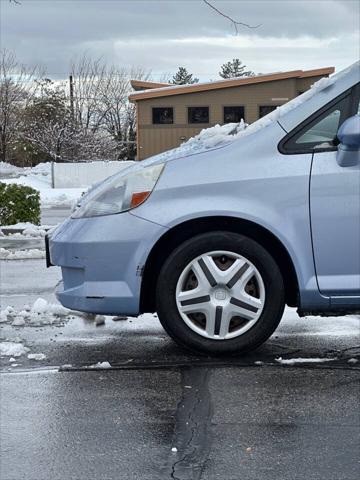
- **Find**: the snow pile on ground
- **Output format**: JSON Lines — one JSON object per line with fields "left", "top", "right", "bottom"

{"left": 0, "top": 162, "right": 51, "bottom": 181}
{"left": 20, "top": 224, "right": 47, "bottom": 237}
{"left": 0, "top": 162, "right": 21, "bottom": 178}
{"left": 0, "top": 248, "right": 45, "bottom": 260}
{"left": 87, "top": 361, "right": 112, "bottom": 369}
{"left": 41, "top": 189, "right": 85, "bottom": 208}
{"left": 28, "top": 353, "right": 46, "bottom": 361}
{"left": 1, "top": 162, "right": 85, "bottom": 208}
{"left": 0, "top": 341, "right": 29, "bottom": 357}
{"left": 1, "top": 222, "right": 48, "bottom": 237}
{"left": 0, "top": 306, "right": 15, "bottom": 323}
{"left": 0, "top": 162, "right": 51, "bottom": 178}
{"left": 275, "top": 357, "right": 337, "bottom": 365}
{"left": 0, "top": 298, "right": 71, "bottom": 327}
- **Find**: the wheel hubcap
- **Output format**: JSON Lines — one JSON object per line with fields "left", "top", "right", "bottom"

{"left": 175, "top": 250, "right": 265, "bottom": 340}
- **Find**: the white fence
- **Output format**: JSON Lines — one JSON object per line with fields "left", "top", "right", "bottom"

{"left": 53, "top": 161, "right": 135, "bottom": 188}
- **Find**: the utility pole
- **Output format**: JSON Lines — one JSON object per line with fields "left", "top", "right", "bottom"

{"left": 69, "top": 75, "right": 74, "bottom": 120}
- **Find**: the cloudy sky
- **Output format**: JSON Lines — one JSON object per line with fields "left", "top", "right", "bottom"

{"left": 1, "top": 0, "right": 359, "bottom": 81}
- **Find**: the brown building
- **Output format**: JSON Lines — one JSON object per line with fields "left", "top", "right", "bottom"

{"left": 129, "top": 67, "right": 334, "bottom": 160}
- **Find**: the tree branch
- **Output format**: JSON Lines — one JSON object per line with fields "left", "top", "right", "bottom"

{"left": 203, "top": 0, "right": 261, "bottom": 34}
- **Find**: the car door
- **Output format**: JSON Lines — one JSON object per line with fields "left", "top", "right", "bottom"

{"left": 298, "top": 86, "right": 360, "bottom": 300}
{"left": 279, "top": 84, "right": 360, "bottom": 302}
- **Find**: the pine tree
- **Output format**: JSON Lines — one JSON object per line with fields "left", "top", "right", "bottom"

{"left": 170, "top": 67, "right": 199, "bottom": 85}
{"left": 219, "top": 59, "right": 254, "bottom": 79}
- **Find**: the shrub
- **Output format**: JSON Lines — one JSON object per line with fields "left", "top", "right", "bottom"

{"left": 0, "top": 182, "right": 41, "bottom": 226}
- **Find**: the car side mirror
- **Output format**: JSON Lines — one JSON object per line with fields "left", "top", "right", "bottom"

{"left": 336, "top": 115, "right": 360, "bottom": 167}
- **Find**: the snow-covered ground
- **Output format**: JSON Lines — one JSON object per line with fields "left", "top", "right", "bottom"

{"left": 0, "top": 162, "right": 85, "bottom": 208}
{"left": 0, "top": 248, "right": 45, "bottom": 260}
{"left": 0, "top": 298, "right": 70, "bottom": 326}
{"left": 0, "top": 222, "right": 49, "bottom": 236}
{"left": 0, "top": 223, "right": 52, "bottom": 259}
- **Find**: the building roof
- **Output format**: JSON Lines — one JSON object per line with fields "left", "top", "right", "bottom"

{"left": 129, "top": 67, "right": 335, "bottom": 102}
{"left": 130, "top": 79, "right": 171, "bottom": 91}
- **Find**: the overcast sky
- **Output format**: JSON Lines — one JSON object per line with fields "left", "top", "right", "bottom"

{"left": 1, "top": 0, "right": 359, "bottom": 81}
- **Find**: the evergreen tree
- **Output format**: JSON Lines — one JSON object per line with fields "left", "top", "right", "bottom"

{"left": 219, "top": 59, "right": 254, "bottom": 79}
{"left": 170, "top": 67, "right": 199, "bottom": 85}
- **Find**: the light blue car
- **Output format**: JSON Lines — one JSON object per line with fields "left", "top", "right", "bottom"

{"left": 47, "top": 62, "right": 360, "bottom": 355}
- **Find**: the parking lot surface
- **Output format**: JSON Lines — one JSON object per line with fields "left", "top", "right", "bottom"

{"left": 1, "top": 258, "right": 359, "bottom": 480}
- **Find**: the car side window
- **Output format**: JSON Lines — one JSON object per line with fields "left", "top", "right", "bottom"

{"left": 279, "top": 82, "right": 360, "bottom": 155}
{"left": 295, "top": 109, "right": 341, "bottom": 146}
{"left": 281, "top": 94, "right": 352, "bottom": 153}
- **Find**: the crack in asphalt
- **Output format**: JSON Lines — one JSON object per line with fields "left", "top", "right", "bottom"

{"left": 1, "top": 359, "right": 359, "bottom": 374}
{"left": 168, "top": 367, "right": 212, "bottom": 480}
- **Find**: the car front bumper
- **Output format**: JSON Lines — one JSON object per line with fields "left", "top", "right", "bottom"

{"left": 48, "top": 212, "right": 167, "bottom": 316}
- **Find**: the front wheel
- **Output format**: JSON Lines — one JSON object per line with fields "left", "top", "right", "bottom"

{"left": 156, "top": 232, "right": 285, "bottom": 356}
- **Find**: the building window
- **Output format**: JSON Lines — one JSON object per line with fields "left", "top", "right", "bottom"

{"left": 188, "top": 107, "right": 209, "bottom": 124}
{"left": 259, "top": 105, "right": 278, "bottom": 118}
{"left": 152, "top": 107, "right": 174, "bottom": 124}
{"left": 224, "top": 106, "right": 245, "bottom": 123}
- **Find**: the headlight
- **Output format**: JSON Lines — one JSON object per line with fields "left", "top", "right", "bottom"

{"left": 71, "top": 163, "right": 165, "bottom": 218}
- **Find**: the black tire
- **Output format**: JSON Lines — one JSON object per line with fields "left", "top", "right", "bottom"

{"left": 156, "top": 231, "right": 285, "bottom": 356}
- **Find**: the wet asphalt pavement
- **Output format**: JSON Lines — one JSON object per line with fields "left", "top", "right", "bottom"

{"left": 1, "top": 258, "right": 359, "bottom": 480}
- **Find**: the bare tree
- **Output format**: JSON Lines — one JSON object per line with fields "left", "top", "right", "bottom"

{"left": 99, "top": 65, "right": 151, "bottom": 158}
{"left": 203, "top": 0, "right": 261, "bottom": 34}
{"left": 0, "top": 50, "right": 40, "bottom": 163}
{"left": 158, "top": 72, "right": 172, "bottom": 84}
{"left": 70, "top": 54, "right": 108, "bottom": 134}
{"left": 71, "top": 55, "right": 151, "bottom": 159}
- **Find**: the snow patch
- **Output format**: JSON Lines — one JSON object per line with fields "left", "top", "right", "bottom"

{"left": 28, "top": 353, "right": 46, "bottom": 361}
{"left": 0, "top": 248, "right": 45, "bottom": 260}
{"left": 0, "top": 222, "right": 53, "bottom": 236}
{"left": 95, "top": 315, "right": 106, "bottom": 326}
{"left": 22, "top": 225, "right": 47, "bottom": 237}
{"left": 0, "top": 306, "right": 14, "bottom": 323}
{"left": 31, "top": 298, "right": 68, "bottom": 317}
{"left": 0, "top": 298, "right": 71, "bottom": 326}
{"left": 87, "top": 361, "right": 112, "bottom": 369}
{"left": 11, "top": 317, "right": 26, "bottom": 326}
{"left": 275, "top": 357, "right": 336, "bottom": 365}
{"left": 0, "top": 341, "right": 29, "bottom": 357}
